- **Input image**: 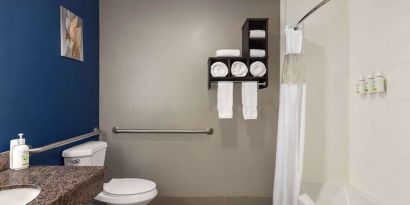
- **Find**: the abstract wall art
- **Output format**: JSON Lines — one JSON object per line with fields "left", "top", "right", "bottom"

{"left": 60, "top": 6, "right": 83, "bottom": 61}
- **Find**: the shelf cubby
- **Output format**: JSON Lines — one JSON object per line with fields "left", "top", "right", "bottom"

{"left": 208, "top": 18, "right": 269, "bottom": 89}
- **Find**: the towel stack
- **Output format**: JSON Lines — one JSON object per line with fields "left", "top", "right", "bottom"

{"left": 213, "top": 49, "right": 262, "bottom": 120}
{"left": 214, "top": 49, "right": 241, "bottom": 119}
{"left": 249, "top": 30, "right": 267, "bottom": 58}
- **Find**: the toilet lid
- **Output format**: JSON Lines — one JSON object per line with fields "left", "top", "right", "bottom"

{"left": 103, "top": 178, "right": 156, "bottom": 195}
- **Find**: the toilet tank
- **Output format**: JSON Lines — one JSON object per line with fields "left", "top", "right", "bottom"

{"left": 62, "top": 141, "right": 107, "bottom": 166}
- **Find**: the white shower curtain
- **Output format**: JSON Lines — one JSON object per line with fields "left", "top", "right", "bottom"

{"left": 273, "top": 25, "right": 306, "bottom": 205}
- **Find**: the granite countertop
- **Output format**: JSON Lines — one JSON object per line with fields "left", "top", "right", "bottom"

{"left": 0, "top": 166, "right": 104, "bottom": 205}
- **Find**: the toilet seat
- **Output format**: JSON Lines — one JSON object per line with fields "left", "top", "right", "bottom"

{"left": 104, "top": 178, "right": 156, "bottom": 196}
{"left": 95, "top": 178, "right": 158, "bottom": 204}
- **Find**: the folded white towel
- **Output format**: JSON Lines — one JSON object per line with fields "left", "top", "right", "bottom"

{"left": 299, "top": 194, "right": 316, "bottom": 205}
{"left": 217, "top": 82, "right": 233, "bottom": 119}
{"left": 231, "top": 61, "right": 248, "bottom": 77}
{"left": 250, "top": 49, "right": 266, "bottom": 57}
{"left": 285, "top": 25, "right": 303, "bottom": 54}
{"left": 250, "top": 61, "right": 266, "bottom": 77}
{"left": 242, "top": 82, "right": 258, "bottom": 120}
{"left": 249, "top": 30, "right": 266, "bottom": 38}
{"left": 210, "top": 62, "right": 228, "bottom": 77}
{"left": 215, "top": 49, "right": 241, "bottom": 57}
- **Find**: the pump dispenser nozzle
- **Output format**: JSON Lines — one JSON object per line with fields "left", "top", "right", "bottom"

{"left": 17, "top": 133, "right": 25, "bottom": 144}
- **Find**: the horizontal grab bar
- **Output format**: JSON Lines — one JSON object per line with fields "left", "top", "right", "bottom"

{"left": 112, "top": 127, "right": 214, "bottom": 135}
{"left": 29, "top": 128, "right": 101, "bottom": 154}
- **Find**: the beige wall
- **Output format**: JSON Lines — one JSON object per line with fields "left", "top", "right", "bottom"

{"left": 349, "top": 0, "right": 410, "bottom": 204}
{"left": 100, "top": 0, "right": 280, "bottom": 197}
{"left": 280, "top": 0, "right": 350, "bottom": 183}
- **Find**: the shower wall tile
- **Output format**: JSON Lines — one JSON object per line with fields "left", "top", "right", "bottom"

{"left": 350, "top": 0, "right": 410, "bottom": 71}
{"left": 349, "top": 1, "right": 410, "bottom": 204}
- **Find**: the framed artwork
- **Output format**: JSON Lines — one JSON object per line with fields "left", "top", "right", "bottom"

{"left": 60, "top": 6, "right": 83, "bottom": 61}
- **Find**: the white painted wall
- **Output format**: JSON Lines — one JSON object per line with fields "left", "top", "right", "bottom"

{"left": 280, "top": 0, "right": 350, "bottom": 183}
{"left": 349, "top": 1, "right": 410, "bottom": 204}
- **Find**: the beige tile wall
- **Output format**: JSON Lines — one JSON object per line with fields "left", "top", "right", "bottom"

{"left": 281, "top": 0, "right": 410, "bottom": 204}
{"left": 349, "top": 0, "right": 410, "bottom": 204}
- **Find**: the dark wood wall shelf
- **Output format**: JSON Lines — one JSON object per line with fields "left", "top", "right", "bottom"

{"left": 208, "top": 18, "right": 269, "bottom": 89}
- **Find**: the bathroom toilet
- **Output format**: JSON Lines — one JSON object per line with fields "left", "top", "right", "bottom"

{"left": 62, "top": 141, "right": 157, "bottom": 205}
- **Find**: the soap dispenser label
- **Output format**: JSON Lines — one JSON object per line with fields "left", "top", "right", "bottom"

{"left": 22, "top": 150, "right": 29, "bottom": 166}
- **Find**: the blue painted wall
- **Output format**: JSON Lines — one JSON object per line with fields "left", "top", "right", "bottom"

{"left": 0, "top": 0, "right": 99, "bottom": 165}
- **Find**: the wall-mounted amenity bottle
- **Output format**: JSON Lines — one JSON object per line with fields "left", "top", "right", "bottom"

{"left": 9, "top": 133, "right": 29, "bottom": 170}
{"left": 356, "top": 76, "right": 366, "bottom": 95}
{"left": 365, "top": 72, "right": 375, "bottom": 94}
{"left": 374, "top": 71, "right": 386, "bottom": 93}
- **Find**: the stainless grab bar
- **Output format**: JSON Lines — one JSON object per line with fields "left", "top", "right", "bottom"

{"left": 29, "top": 128, "right": 101, "bottom": 154}
{"left": 112, "top": 127, "right": 214, "bottom": 135}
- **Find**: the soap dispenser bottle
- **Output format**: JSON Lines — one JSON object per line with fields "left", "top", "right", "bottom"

{"left": 9, "top": 133, "right": 29, "bottom": 170}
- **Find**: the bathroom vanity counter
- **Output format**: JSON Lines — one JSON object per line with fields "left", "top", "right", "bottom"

{"left": 0, "top": 166, "right": 104, "bottom": 205}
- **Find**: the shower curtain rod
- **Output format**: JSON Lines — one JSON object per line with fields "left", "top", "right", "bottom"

{"left": 296, "top": 0, "right": 331, "bottom": 26}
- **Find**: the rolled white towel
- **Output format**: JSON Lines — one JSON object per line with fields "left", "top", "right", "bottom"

{"left": 250, "top": 49, "right": 266, "bottom": 57}
{"left": 215, "top": 49, "right": 241, "bottom": 57}
{"left": 250, "top": 61, "right": 266, "bottom": 77}
{"left": 211, "top": 62, "right": 228, "bottom": 77}
{"left": 231, "top": 61, "right": 248, "bottom": 77}
{"left": 249, "top": 30, "right": 266, "bottom": 39}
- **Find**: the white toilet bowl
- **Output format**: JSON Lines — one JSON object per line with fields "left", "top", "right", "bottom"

{"left": 95, "top": 188, "right": 157, "bottom": 205}
{"left": 62, "top": 141, "right": 158, "bottom": 205}
{"left": 94, "top": 178, "right": 158, "bottom": 205}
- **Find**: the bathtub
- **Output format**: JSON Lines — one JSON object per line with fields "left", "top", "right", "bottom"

{"left": 300, "top": 183, "right": 383, "bottom": 205}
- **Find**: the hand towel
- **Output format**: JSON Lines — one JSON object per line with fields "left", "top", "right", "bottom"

{"left": 249, "top": 30, "right": 266, "bottom": 39}
{"left": 250, "top": 49, "right": 266, "bottom": 57}
{"left": 216, "top": 49, "right": 241, "bottom": 57}
{"left": 210, "top": 62, "right": 228, "bottom": 77}
{"left": 250, "top": 61, "right": 266, "bottom": 77}
{"left": 242, "top": 82, "right": 258, "bottom": 120}
{"left": 285, "top": 25, "right": 303, "bottom": 54}
{"left": 217, "top": 82, "right": 233, "bottom": 119}
{"left": 231, "top": 61, "right": 248, "bottom": 77}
